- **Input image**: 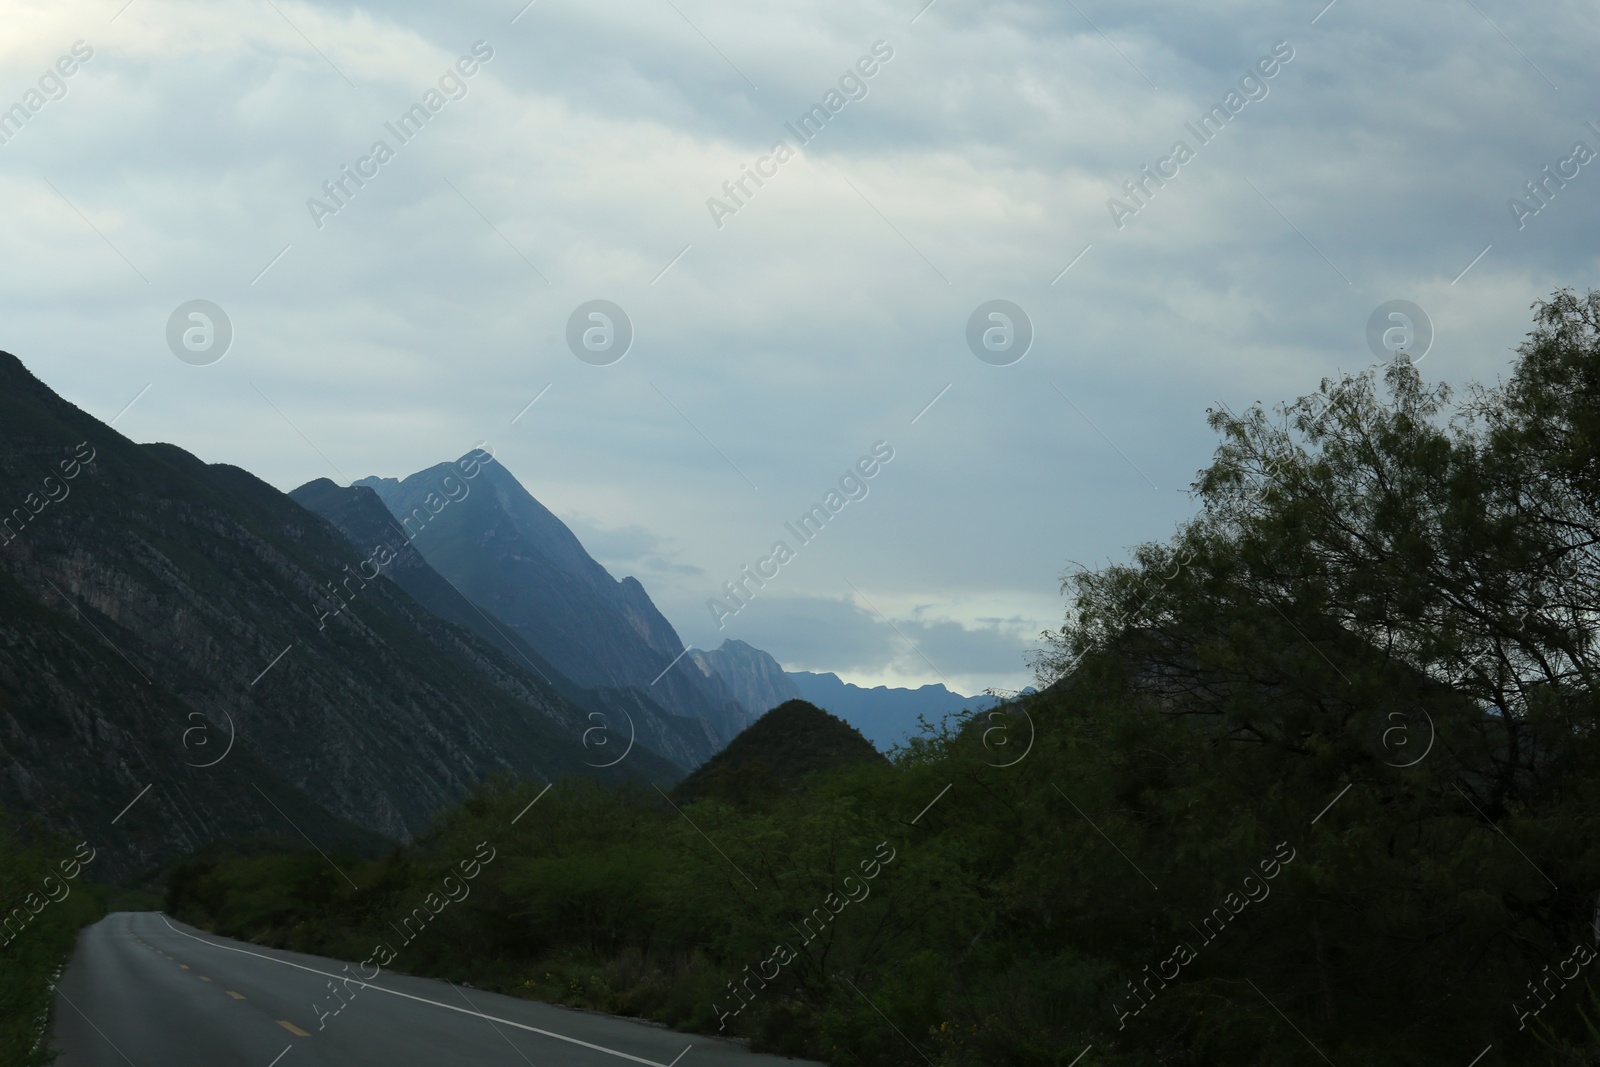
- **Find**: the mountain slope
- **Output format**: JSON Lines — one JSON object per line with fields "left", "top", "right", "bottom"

{"left": 0, "top": 351, "right": 681, "bottom": 876}
{"left": 671, "top": 699, "right": 887, "bottom": 804}
{"left": 689, "top": 639, "right": 800, "bottom": 719}
{"left": 355, "top": 461, "right": 750, "bottom": 744}
{"left": 289, "top": 478, "right": 719, "bottom": 770}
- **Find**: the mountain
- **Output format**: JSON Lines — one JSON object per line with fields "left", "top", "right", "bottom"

{"left": 787, "top": 672, "right": 1009, "bottom": 750}
{"left": 0, "top": 351, "right": 682, "bottom": 878}
{"left": 689, "top": 639, "right": 800, "bottom": 719}
{"left": 289, "top": 478, "right": 721, "bottom": 770}
{"left": 671, "top": 699, "right": 887, "bottom": 805}
{"left": 354, "top": 461, "right": 751, "bottom": 744}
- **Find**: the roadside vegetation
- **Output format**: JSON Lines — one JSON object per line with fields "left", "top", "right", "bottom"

{"left": 0, "top": 819, "right": 122, "bottom": 1067}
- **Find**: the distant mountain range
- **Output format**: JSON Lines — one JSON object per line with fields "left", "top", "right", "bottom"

{"left": 787, "top": 672, "right": 1017, "bottom": 750}
{"left": 684, "top": 642, "right": 1015, "bottom": 753}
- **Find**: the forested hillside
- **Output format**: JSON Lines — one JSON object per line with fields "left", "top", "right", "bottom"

{"left": 672, "top": 699, "right": 887, "bottom": 803}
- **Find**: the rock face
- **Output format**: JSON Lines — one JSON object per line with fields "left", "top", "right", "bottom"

{"left": 0, "top": 563, "right": 387, "bottom": 883}
{"left": 690, "top": 640, "right": 800, "bottom": 719}
{"left": 0, "top": 352, "right": 682, "bottom": 880}
{"left": 355, "top": 461, "right": 753, "bottom": 746}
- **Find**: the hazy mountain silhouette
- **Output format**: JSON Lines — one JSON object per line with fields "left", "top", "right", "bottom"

{"left": 355, "top": 461, "right": 752, "bottom": 744}
{"left": 689, "top": 639, "right": 800, "bottom": 719}
{"left": 291, "top": 477, "right": 722, "bottom": 769}
{"left": 787, "top": 671, "right": 1015, "bottom": 750}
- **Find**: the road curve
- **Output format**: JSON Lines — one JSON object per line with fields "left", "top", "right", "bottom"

{"left": 52, "top": 911, "right": 822, "bottom": 1067}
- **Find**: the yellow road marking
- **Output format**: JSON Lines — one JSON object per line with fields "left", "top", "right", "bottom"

{"left": 198, "top": 976, "right": 212, "bottom": 982}
{"left": 226, "top": 991, "right": 246, "bottom": 1000}
{"left": 277, "top": 1021, "right": 311, "bottom": 1037}
{"left": 178, "top": 964, "right": 190, "bottom": 970}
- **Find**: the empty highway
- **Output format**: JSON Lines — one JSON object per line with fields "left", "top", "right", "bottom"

{"left": 52, "top": 912, "right": 819, "bottom": 1066}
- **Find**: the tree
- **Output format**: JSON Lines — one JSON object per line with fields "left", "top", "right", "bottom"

{"left": 1027, "top": 291, "right": 1600, "bottom": 1064}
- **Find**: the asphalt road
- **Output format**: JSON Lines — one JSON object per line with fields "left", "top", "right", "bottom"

{"left": 52, "top": 912, "right": 822, "bottom": 1067}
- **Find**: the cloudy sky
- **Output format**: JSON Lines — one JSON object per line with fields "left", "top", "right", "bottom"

{"left": 3, "top": 0, "right": 1594, "bottom": 695}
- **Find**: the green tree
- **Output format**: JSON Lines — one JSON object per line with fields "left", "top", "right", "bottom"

{"left": 1025, "top": 291, "right": 1600, "bottom": 1064}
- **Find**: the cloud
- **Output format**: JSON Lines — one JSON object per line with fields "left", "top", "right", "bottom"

{"left": 562, "top": 513, "right": 666, "bottom": 564}
{"left": 643, "top": 557, "right": 705, "bottom": 577}
{"left": 2, "top": 0, "right": 1595, "bottom": 693}
{"left": 713, "top": 593, "right": 1035, "bottom": 695}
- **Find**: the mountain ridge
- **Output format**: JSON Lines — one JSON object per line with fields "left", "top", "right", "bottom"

{"left": 354, "top": 460, "right": 753, "bottom": 748}
{"left": 0, "top": 350, "right": 683, "bottom": 878}
{"left": 289, "top": 476, "right": 720, "bottom": 770}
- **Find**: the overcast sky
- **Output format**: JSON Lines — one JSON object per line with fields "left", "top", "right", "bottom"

{"left": 3, "top": 0, "right": 1595, "bottom": 695}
